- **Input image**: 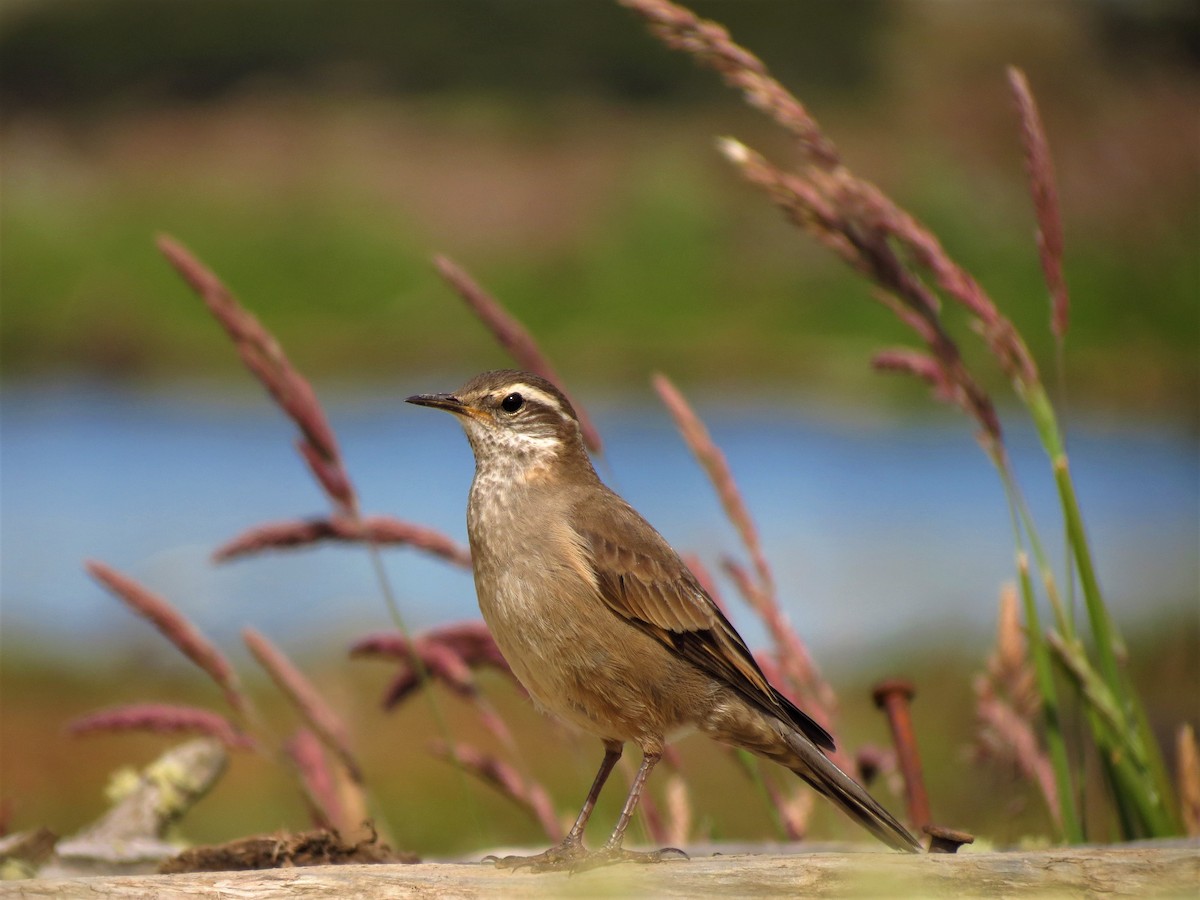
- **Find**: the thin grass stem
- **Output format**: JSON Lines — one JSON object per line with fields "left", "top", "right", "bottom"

{"left": 362, "top": 539, "right": 487, "bottom": 841}
{"left": 996, "top": 469, "right": 1082, "bottom": 842}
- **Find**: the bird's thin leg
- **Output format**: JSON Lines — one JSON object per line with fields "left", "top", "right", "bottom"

{"left": 602, "top": 749, "right": 660, "bottom": 850}
{"left": 487, "top": 742, "right": 622, "bottom": 871}
{"left": 566, "top": 742, "right": 623, "bottom": 843}
{"left": 572, "top": 749, "right": 688, "bottom": 871}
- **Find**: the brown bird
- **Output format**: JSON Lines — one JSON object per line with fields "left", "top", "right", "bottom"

{"left": 408, "top": 370, "right": 920, "bottom": 869}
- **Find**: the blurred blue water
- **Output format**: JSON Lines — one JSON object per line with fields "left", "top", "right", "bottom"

{"left": 1, "top": 380, "right": 1196, "bottom": 669}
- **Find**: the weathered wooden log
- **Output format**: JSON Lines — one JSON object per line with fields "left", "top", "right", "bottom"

{"left": 32, "top": 739, "right": 228, "bottom": 879}
{"left": 5, "top": 845, "right": 1197, "bottom": 898}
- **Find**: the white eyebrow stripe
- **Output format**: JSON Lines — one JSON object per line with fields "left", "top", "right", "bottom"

{"left": 508, "top": 383, "right": 565, "bottom": 414}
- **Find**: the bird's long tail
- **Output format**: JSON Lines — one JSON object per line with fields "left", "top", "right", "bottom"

{"left": 782, "top": 728, "right": 923, "bottom": 852}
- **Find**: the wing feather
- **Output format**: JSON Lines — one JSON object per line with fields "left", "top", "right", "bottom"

{"left": 571, "top": 490, "right": 835, "bottom": 752}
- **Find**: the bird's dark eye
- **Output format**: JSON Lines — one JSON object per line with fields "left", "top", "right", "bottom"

{"left": 501, "top": 392, "right": 524, "bottom": 413}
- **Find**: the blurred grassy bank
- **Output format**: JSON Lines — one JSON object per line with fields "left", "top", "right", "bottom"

{"left": 1, "top": 613, "right": 1195, "bottom": 856}
{"left": 1, "top": 1, "right": 1197, "bottom": 418}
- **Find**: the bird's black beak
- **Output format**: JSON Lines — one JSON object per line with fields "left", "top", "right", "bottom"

{"left": 406, "top": 392, "right": 465, "bottom": 413}
{"left": 408, "top": 393, "right": 482, "bottom": 422}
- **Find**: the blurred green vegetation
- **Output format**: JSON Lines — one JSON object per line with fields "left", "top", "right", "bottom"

{"left": 0, "top": 1, "right": 893, "bottom": 112}
{"left": 2, "top": 613, "right": 1195, "bottom": 855}
{"left": 3, "top": 0, "right": 1195, "bottom": 113}
{"left": 1, "top": 1, "right": 1197, "bottom": 418}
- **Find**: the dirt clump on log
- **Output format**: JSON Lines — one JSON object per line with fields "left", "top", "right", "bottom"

{"left": 158, "top": 827, "right": 416, "bottom": 874}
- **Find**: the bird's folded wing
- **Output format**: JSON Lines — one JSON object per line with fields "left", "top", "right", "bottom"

{"left": 571, "top": 493, "right": 835, "bottom": 752}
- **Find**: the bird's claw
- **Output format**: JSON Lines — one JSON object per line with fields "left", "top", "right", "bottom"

{"left": 569, "top": 845, "right": 689, "bottom": 873}
{"left": 484, "top": 840, "right": 588, "bottom": 872}
{"left": 486, "top": 843, "right": 687, "bottom": 874}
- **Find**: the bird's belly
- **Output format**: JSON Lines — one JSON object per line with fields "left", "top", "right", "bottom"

{"left": 475, "top": 565, "right": 693, "bottom": 744}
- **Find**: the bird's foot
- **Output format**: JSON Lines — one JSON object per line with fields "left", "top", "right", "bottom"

{"left": 569, "top": 844, "right": 688, "bottom": 873}
{"left": 484, "top": 838, "right": 588, "bottom": 872}
{"left": 485, "top": 841, "right": 687, "bottom": 874}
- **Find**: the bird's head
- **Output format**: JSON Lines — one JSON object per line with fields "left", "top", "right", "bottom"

{"left": 407, "top": 369, "right": 591, "bottom": 477}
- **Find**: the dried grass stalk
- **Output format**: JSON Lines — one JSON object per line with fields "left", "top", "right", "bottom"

{"left": 619, "top": 0, "right": 838, "bottom": 169}
{"left": 636, "top": 0, "right": 1049, "bottom": 455}
{"left": 1008, "top": 67, "right": 1069, "bottom": 341}
{"left": 67, "top": 703, "right": 254, "bottom": 749}
{"left": 649, "top": 746, "right": 693, "bottom": 847}
{"left": 352, "top": 626, "right": 520, "bottom": 748}
{"left": 696, "top": 19, "right": 1031, "bottom": 446}
{"left": 351, "top": 622, "right": 520, "bottom": 710}
{"left": 975, "top": 688, "right": 1060, "bottom": 827}
{"left": 635, "top": 779, "right": 669, "bottom": 845}
{"left": 286, "top": 728, "right": 371, "bottom": 840}
{"left": 653, "top": 373, "right": 774, "bottom": 595}
{"left": 650, "top": 374, "right": 843, "bottom": 756}
{"left": 213, "top": 515, "right": 471, "bottom": 569}
{"left": 973, "top": 586, "right": 1059, "bottom": 825}
{"left": 871, "top": 348, "right": 960, "bottom": 408}
{"left": 694, "top": 29, "right": 1026, "bottom": 382}
{"left": 842, "top": 174, "right": 998, "bottom": 327}
{"left": 284, "top": 728, "right": 340, "bottom": 830}
{"left": 351, "top": 623, "right": 512, "bottom": 675}
{"left": 242, "top": 628, "right": 363, "bottom": 783}
{"left": 724, "top": 558, "right": 836, "bottom": 727}
{"left": 660, "top": 743, "right": 684, "bottom": 771}
{"left": 414, "top": 640, "right": 478, "bottom": 698}
{"left": 716, "top": 140, "right": 1009, "bottom": 454}
{"left": 422, "top": 622, "right": 511, "bottom": 673}
{"left": 384, "top": 668, "right": 431, "bottom": 709}
{"left": 433, "top": 254, "right": 602, "bottom": 455}
{"left": 470, "top": 702, "right": 519, "bottom": 752}
{"left": 157, "top": 235, "right": 358, "bottom": 516}
{"left": 991, "top": 584, "right": 1040, "bottom": 713}
{"left": 662, "top": 772, "right": 692, "bottom": 848}
{"left": 759, "top": 767, "right": 811, "bottom": 841}
{"left": 1178, "top": 723, "right": 1200, "bottom": 837}
{"left": 350, "top": 634, "right": 412, "bottom": 662}
{"left": 377, "top": 669, "right": 420, "bottom": 710}
{"left": 86, "top": 560, "right": 248, "bottom": 717}
{"left": 429, "top": 741, "right": 562, "bottom": 841}
{"left": 726, "top": 746, "right": 810, "bottom": 841}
